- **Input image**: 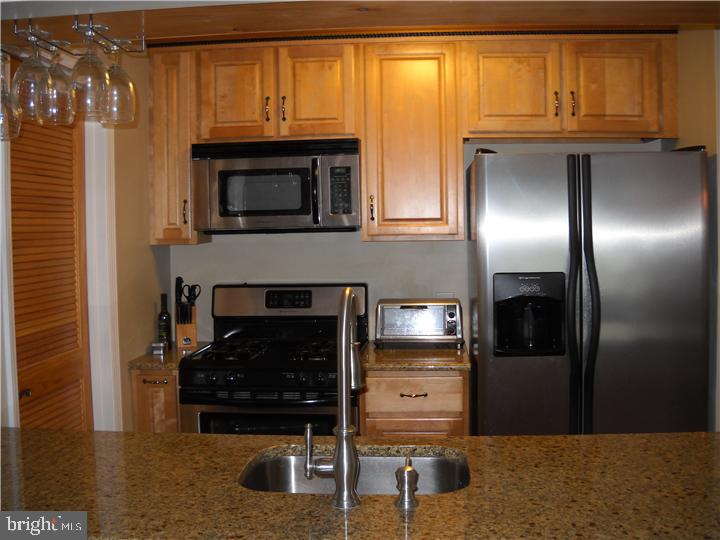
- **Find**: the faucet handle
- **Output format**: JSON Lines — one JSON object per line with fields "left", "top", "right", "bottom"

{"left": 304, "top": 423, "right": 314, "bottom": 479}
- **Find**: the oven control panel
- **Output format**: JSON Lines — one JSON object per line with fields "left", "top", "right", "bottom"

{"left": 265, "top": 289, "right": 312, "bottom": 309}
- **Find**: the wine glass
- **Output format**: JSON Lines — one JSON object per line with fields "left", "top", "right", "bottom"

{"left": 11, "top": 43, "right": 47, "bottom": 124}
{"left": 40, "top": 44, "right": 75, "bottom": 126}
{"left": 102, "top": 45, "right": 135, "bottom": 125}
{"left": 71, "top": 36, "right": 106, "bottom": 118}
{"left": 0, "top": 53, "right": 22, "bottom": 140}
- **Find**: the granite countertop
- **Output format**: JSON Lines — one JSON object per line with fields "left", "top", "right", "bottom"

{"left": 2, "top": 428, "right": 718, "bottom": 538}
{"left": 130, "top": 342, "right": 470, "bottom": 372}
{"left": 128, "top": 343, "right": 209, "bottom": 371}
{"left": 363, "top": 343, "right": 471, "bottom": 371}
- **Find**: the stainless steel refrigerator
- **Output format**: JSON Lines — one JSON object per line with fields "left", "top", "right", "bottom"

{"left": 468, "top": 150, "right": 712, "bottom": 435}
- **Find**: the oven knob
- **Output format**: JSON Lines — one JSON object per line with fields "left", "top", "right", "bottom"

{"left": 205, "top": 373, "right": 218, "bottom": 385}
{"left": 224, "top": 372, "right": 238, "bottom": 386}
{"left": 316, "top": 372, "right": 328, "bottom": 386}
{"left": 297, "top": 372, "right": 310, "bottom": 386}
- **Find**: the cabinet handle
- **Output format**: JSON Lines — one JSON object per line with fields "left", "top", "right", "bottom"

{"left": 182, "top": 199, "right": 188, "bottom": 225}
{"left": 400, "top": 392, "right": 428, "bottom": 398}
{"left": 142, "top": 378, "right": 169, "bottom": 385}
{"left": 281, "top": 96, "right": 287, "bottom": 122}
{"left": 19, "top": 388, "right": 32, "bottom": 399}
{"left": 369, "top": 195, "right": 375, "bottom": 222}
{"left": 264, "top": 96, "right": 271, "bottom": 122}
{"left": 554, "top": 91, "right": 559, "bottom": 117}
{"left": 570, "top": 91, "right": 577, "bottom": 117}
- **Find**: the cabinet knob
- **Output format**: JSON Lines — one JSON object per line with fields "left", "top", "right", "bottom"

{"left": 369, "top": 195, "right": 375, "bottom": 222}
{"left": 19, "top": 388, "right": 32, "bottom": 399}
{"left": 570, "top": 91, "right": 577, "bottom": 117}
{"left": 553, "top": 91, "right": 559, "bottom": 117}
{"left": 182, "top": 199, "right": 188, "bottom": 225}
{"left": 399, "top": 392, "right": 428, "bottom": 398}
{"left": 281, "top": 95, "right": 287, "bottom": 122}
{"left": 264, "top": 96, "right": 271, "bottom": 122}
{"left": 142, "top": 378, "right": 169, "bottom": 385}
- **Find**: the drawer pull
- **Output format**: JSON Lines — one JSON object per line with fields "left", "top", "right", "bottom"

{"left": 143, "top": 378, "right": 169, "bottom": 385}
{"left": 399, "top": 392, "right": 428, "bottom": 398}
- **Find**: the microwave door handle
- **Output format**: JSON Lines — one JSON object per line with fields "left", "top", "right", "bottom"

{"left": 311, "top": 157, "right": 320, "bottom": 225}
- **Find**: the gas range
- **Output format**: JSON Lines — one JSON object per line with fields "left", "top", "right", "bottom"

{"left": 178, "top": 284, "right": 368, "bottom": 408}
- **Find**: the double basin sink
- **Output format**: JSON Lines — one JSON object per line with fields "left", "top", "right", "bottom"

{"left": 239, "top": 444, "right": 470, "bottom": 495}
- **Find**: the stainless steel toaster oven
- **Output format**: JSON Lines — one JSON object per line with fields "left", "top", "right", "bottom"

{"left": 375, "top": 298, "right": 463, "bottom": 349}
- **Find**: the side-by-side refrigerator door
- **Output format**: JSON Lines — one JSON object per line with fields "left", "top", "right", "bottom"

{"left": 470, "top": 153, "right": 575, "bottom": 435}
{"left": 582, "top": 152, "right": 709, "bottom": 433}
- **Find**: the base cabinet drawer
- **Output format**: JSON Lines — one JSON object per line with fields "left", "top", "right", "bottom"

{"left": 361, "top": 370, "right": 469, "bottom": 436}
{"left": 364, "top": 375, "right": 464, "bottom": 414}
{"left": 131, "top": 370, "right": 179, "bottom": 433}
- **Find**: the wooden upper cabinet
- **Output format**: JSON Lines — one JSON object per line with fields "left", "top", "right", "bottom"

{"left": 150, "top": 50, "right": 203, "bottom": 244}
{"left": 460, "top": 37, "right": 676, "bottom": 138}
{"left": 198, "top": 44, "right": 356, "bottom": 140}
{"left": 199, "top": 47, "right": 276, "bottom": 139}
{"left": 461, "top": 40, "right": 562, "bottom": 133}
{"left": 277, "top": 44, "right": 356, "bottom": 136}
{"left": 564, "top": 40, "right": 662, "bottom": 133}
{"left": 363, "top": 42, "right": 461, "bottom": 240}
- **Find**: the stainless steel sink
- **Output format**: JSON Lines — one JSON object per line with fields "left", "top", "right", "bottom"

{"left": 239, "top": 445, "right": 470, "bottom": 495}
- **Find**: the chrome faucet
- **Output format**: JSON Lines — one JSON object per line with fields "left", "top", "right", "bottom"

{"left": 304, "top": 287, "right": 363, "bottom": 509}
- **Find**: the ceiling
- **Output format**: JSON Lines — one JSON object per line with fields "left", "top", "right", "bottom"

{"left": 1, "top": 1, "right": 719, "bottom": 51}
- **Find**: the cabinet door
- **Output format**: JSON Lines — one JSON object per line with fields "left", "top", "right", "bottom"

{"left": 365, "top": 418, "right": 465, "bottom": 437}
{"left": 199, "top": 47, "right": 276, "bottom": 139}
{"left": 277, "top": 44, "right": 356, "bottom": 136}
{"left": 150, "top": 51, "right": 199, "bottom": 244}
{"left": 564, "top": 40, "right": 660, "bottom": 133}
{"left": 461, "top": 40, "right": 562, "bottom": 134}
{"left": 363, "top": 42, "right": 461, "bottom": 239}
{"left": 131, "top": 371, "right": 179, "bottom": 433}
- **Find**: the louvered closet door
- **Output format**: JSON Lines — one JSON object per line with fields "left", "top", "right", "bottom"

{"left": 10, "top": 120, "right": 93, "bottom": 430}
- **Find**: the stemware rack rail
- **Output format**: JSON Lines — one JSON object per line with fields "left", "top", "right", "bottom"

{"left": 8, "top": 15, "right": 145, "bottom": 58}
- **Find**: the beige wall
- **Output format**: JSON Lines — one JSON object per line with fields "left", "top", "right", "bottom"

{"left": 678, "top": 29, "right": 717, "bottom": 153}
{"left": 113, "top": 54, "right": 165, "bottom": 430}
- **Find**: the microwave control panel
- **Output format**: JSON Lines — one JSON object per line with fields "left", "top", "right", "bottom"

{"left": 329, "top": 166, "right": 353, "bottom": 215}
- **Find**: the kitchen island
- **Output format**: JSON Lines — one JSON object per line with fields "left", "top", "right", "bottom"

{"left": 2, "top": 428, "right": 719, "bottom": 538}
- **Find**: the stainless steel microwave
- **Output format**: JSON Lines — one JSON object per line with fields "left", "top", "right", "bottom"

{"left": 191, "top": 139, "right": 360, "bottom": 233}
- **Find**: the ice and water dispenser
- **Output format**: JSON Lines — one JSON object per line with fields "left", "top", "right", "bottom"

{"left": 493, "top": 273, "right": 565, "bottom": 356}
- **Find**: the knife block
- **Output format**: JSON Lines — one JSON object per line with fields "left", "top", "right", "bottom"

{"left": 176, "top": 306, "right": 197, "bottom": 349}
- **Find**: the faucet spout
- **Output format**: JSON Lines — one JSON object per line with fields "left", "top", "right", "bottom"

{"left": 304, "top": 287, "right": 362, "bottom": 509}
{"left": 334, "top": 287, "right": 361, "bottom": 509}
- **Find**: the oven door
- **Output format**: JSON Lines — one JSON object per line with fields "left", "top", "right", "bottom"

{"left": 180, "top": 403, "right": 359, "bottom": 436}
{"left": 209, "top": 156, "right": 317, "bottom": 231}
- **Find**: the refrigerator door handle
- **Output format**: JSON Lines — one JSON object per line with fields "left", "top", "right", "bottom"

{"left": 580, "top": 154, "right": 601, "bottom": 434}
{"left": 566, "top": 155, "right": 582, "bottom": 434}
